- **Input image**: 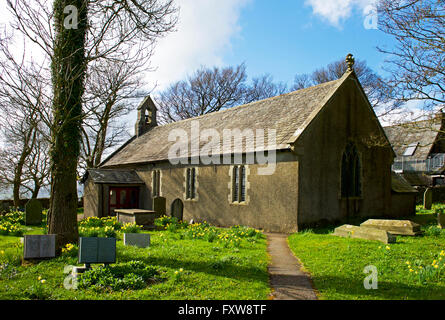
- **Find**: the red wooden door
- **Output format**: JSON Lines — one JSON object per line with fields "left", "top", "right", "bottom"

{"left": 109, "top": 187, "right": 139, "bottom": 216}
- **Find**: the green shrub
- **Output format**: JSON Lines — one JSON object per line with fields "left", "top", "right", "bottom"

{"left": 424, "top": 225, "right": 445, "bottom": 237}
{"left": 78, "top": 261, "right": 160, "bottom": 291}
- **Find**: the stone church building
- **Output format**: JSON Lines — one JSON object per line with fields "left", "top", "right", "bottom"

{"left": 82, "top": 58, "right": 416, "bottom": 233}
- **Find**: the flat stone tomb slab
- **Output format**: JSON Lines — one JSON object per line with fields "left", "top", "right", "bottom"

{"left": 360, "top": 219, "right": 421, "bottom": 236}
{"left": 24, "top": 234, "right": 56, "bottom": 259}
{"left": 78, "top": 237, "right": 116, "bottom": 265}
{"left": 332, "top": 224, "right": 396, "bottom": 244}
{"left": 124, "top": 233, "right": 151, "bottom": 248}
{"left": 115, "top": 209, "right": 159, "bottom": 230}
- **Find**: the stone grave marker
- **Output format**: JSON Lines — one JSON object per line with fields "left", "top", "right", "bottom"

{"left": 78, "top": 237, "right": 116, "bottom": 266}
{"left": 24, "top": 234, "right": 56, "bottom": 260}
{"left": 153, "top": 196, "right": 166, "bottom": 216}
{"left": 332, "top": 224, "right": 396, "bottom": 244}
{"left": 0, "top": 202, "right": 10, "bottom": 213}
{"left": 123, "top": 233, "right": 151, "bottom": 248}
{"left": 360, "top": 219, "right": 422, "bottom": 236}
{"left": 424, "top": 188, "right": 433, "bottom": 210}
{"left": 25, "top": 199, "right": 43, "bottom": 225}
{"left": 438, "top": 210, "right": 445, "bottom": 229}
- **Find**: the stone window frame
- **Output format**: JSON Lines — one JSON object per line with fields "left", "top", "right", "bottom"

{"left": 152, "top": 170, "right": 162, "bottom": 197}
{"left": 183, "top": 167, "right": 199, "bottom": 201}
{"left": 228, "top": 165, "right": 250, "bottom": 205}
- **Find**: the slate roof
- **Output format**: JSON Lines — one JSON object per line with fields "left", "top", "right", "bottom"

{"left": 101, "top": 73, "right": 350, "bottom": 168}
{"left": 391, "top": 172, "right": 418, "bottom": 193}
{"left": 83, "top": 169, "right": 144, "bottom": 184}
{"left": 383, "top": 117, "right": 442, "bottom": 160}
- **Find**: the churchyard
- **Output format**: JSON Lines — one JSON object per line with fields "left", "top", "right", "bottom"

{"left": 0, "top": 208, "right": 269, "bottom": 300}
{"left": 0, "top": 201, "right": 445, "bottom": 300}
{"left": 288, "top": 203, "right": 445, "bottom": 300}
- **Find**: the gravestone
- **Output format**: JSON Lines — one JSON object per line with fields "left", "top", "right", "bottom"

{"left": 25, "top": 199, "right": 43, "bottom": 225}
{"left": 23, "top": 234, "right": 56, "bottom": 259}
{"left": 360, "top": 219, "right": 421, "bottom": 236}
{"left": 78, "top": 237, "right": 116, "bottom": 266}
{"left": 153, "top": 197, "right": 166, "bottom": 216}
{"left": 123, "top": 233, "right": 151, "bottom": 248}
{"left": 438, "top": 210, "right": 445, "bottom": 229}
{"left": 0, "top": 202, "right": 10, "bottom": 213}
{"left": 424, "top": 188, "right": 433, "bottom": 210}
{"left": 332, "top": 224, "right": 396, "bottom": 244}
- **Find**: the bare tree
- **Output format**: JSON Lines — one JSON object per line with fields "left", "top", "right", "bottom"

{"left": 377, "top": 0, "right": 444, "bottom": 111}
{"left": 291, "top": 57, "right": 401, "bottom": 116}
{"left": 157, "top": 64, "right": 289, "bottom": 123}
{"left": 4, "top": 0, "right": 178, "bottom": 248}
{"left": 0, "top": 35, "right": 51, "bottom": 206}
{"left": 81, "top": 53, "right": 150, "bottom": 169}
{"left": 243, "top": 74, "right": 287, "bottom": 104}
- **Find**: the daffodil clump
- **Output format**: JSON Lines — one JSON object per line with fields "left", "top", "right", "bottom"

{"left": 0, "top": 209, "right": 25, "bottom": 236}
{"left": 406, "top": 250, "right": 445, "bottom": 284}
{"left": 178, "top": 221, "right": 263, "bottom": 248}
{"left": 61, "top": 243, "right": 78, "bottom": 257}
{"left": 0, "top": 220, "right": 23, "bottom": 237}
{"left": 78, "top": 217, "right": 142, "bottom": 238}
{"left": 154, "top": 215, "right": 188, "bottom": 231}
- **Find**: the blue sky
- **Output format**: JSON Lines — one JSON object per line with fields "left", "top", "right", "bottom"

{"left": 148, "top": 0, "right": 396, "bottom": 91}
{"left": 223, "top": 0, "right": 394, "bottom": 85}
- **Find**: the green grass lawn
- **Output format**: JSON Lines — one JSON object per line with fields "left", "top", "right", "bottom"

{"left": 0, "top": 227, "right": 270, "bottom": 300}
{"left": 288, "top": 204, "right": 445, "bottom": 300}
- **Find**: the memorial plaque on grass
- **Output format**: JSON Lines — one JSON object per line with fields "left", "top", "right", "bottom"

{"left": 124, "top": 233, "right": 150, "bottom": 248}
{"left": 25, "top": 199, "right": 43, "bottom": 225}
{"left": 24, "top": 235, "right": 56, "bottom": 259}
{"left": 79, "top": 237, "right": 116, "bottom": 265}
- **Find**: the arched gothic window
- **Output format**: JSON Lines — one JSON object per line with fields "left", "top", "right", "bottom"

{"left": 341, "top": 143, "right": 361, "bottom": 198}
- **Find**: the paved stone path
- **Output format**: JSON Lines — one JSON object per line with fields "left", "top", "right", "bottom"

{"left": 266, "top": 233, "right": 318, "bottom": 300}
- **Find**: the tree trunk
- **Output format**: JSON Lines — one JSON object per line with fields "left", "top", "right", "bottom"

{"left": 48, "top": 0, "right": 88, "bottom": 250}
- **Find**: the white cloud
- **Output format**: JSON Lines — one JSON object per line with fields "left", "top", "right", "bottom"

{"left": 149, "top": 0, "right": 251, "bottom": 90}
{"left": 305, "top": 0, "right": 376, "bottom": 27}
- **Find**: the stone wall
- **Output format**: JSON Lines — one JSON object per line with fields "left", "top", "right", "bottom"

{"left": 0, "top": 197, "right": 83, "bottom": 210}
{"left": 133, "top": 151, "right": 300, "bottom": 233}
{"left": 295, "top": 76, "right": 394, "bottom": 226}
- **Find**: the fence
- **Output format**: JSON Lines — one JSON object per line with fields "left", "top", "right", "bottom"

{"left": 392, "top": 153, "right": 445, "bottom": 173}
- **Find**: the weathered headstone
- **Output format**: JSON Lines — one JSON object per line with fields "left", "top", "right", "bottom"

{"left": 0, "top": 202, "right": 10, "bottom": 213}
{"left": 153, "top": 196, "right": 166, "bottom": 216}
{"left": 23, "top": 234, "right": 56, "bottom": 259}
{"left": 78, "top": 237, "right": 116, "bottom": 266}
{"left": 438, "top": 210, "right": 445, "bottom": 229}
{"left": 424, "top": 188, "right": 433, "bottom": 210}
{"left": 25, "top": 199, "right": 43, "bottom": 225}
{"left": 332, "top": 224, "right": 396, "bottom": 244}
{"left": 123, "top": 233, "right": 151, "bottom": 248}
{"left": 360, "top": 219, "right": 422, "bottom": 236}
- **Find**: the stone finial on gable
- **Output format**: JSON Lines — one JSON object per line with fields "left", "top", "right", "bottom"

{"left": 346, "top": 53, "right": 355, "bottom": 72}
{"left": 135, "top": 96, "right": 158, "bottom": 137}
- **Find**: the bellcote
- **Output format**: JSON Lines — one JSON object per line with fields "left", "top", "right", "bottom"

{"left": 135, "top": 96, "right": 158, "bottom": 137}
